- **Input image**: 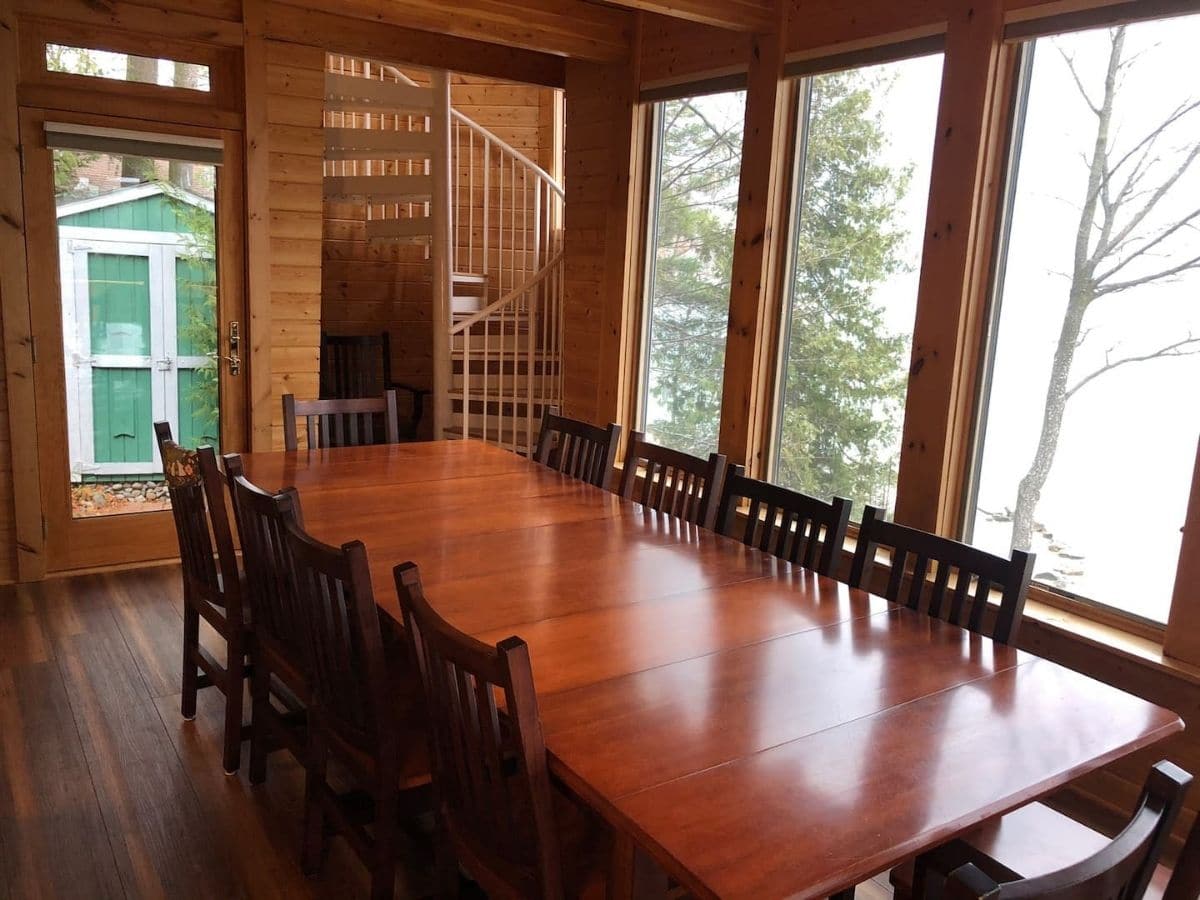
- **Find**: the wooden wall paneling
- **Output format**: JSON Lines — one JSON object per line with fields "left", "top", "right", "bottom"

{"left": 262, "top": 4, "right": 565, "bottom": 88}
{"left": 13, "top": 0, "right": 243, "bottom": 46}
{"left": 715, "top": 20, "right": 793, "bottom": 475}
{"left": 268, "top": 0, "right": 631, "bottom": 64}
{"left": 562, "top": 52, "right": 640, "bottom": 424}
{"left": 892, "top": 0, "right": 1009, "bottom": 533}
{"left": 244, "top": 0, "right": 273, "bottom": 451}
{"left": 0, "top": 0, "right": 39, "bottom": 582}
{"left": 1164, "top": 436, "right": 1200, "bottom": 666}
{"left": 598, "top": 0, "right": 773, "bottom": 32}
{"left": 597, "top": 16, "right": 644, "bottom": 433}
{"left": 784, "top": 0, "right": 949, "bottom": 60}
{"left": 639, "top": 14, "right": 754, "bottom": 91}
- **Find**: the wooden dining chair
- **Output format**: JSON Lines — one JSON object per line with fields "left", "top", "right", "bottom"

{"left": 223, "top": 453, "right": 309, "bottom": 783}
{"left": 715, "top": 465, "right": 851, "bottom": 577}
{"left": 154, "top": 422, "right": 248, "bottom": 775}
{"left": 849, "top": 505, "right": 1036, "bottom": 645}
{"left": 320, "top": 331, "right": 428, "bottom": 439}
{"left": 284, "top": 524, "right": 429, "bottom": 900}
{"left": 534, "top": 407, "right": 622, "bottom": 490}
{"left": 934, "top": 761, "right": 1191, "bottom": 900}
{"left": 618, "top": 431, "right": 728, "bottom": 530}
{"left": 393, "top": 562, "right": 607, "bottom": 900}
{"left": 282, "top": 390, "right": 400, "bottom": 451}
{"left": 893, "top": 766, "right": 1200, "bottom": 900}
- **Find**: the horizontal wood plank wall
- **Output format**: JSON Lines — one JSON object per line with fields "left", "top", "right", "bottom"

{"left": 265, "top": 40, "right": 324, "bottom": 449}
{"left": 561, "top": 58, "right": 639, "bottom": 425}
{"left": 320, "top": 67, "right": 559, "bottom": 440}
{"left": 269, "top": 0, "right": 632, "bottom": 62}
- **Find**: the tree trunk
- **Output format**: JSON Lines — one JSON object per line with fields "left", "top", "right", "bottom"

{"left": 121, "top": 56, "right": 160, "bottom": 182}
{"left": 168, "top": 63, "right": 206, "bottom": 188}
{"left": 1009, "top": 29, "right": 1123, "bottom": 551}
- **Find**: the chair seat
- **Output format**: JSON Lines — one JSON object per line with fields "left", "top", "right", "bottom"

{"left": 892, "top": 801, "right": 1172, "bottom": 897}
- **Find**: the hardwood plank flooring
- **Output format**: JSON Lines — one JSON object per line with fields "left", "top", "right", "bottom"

{"left": 0, "top": 564, "right": 894, "bottom": 899}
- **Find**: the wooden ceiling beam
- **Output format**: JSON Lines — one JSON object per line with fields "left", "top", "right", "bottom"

{"left": 593, "top": 0, "right": 774, "bottom": 32}
{"left": 270, "top": 0, "right": 632, "bottom": 62}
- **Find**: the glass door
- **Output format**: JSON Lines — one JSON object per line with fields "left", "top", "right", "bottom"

{"left": 22, "top": 109, "right": 245, "bottom": 570}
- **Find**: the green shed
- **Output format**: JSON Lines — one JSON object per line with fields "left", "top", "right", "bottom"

{"left": 58, "top": 183, "right": 219, "bottom": 482}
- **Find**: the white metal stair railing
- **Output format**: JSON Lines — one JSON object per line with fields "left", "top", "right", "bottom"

{"left": 321, "top": 54, "right": 566, "bottom": 454}
{"left": 448, "top": 249, "right": 564, "bottom": 456}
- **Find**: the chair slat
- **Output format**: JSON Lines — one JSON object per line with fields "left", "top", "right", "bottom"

{"left": 849, "top": 505, "right": 1036, "bottom": 644}
{"left": 282, "top": 390, "right": 402, "bottom": 450}
{"left": 619, "top": 432, "right": 728, "bottom": 530}
{"left": 534, "top": 407, "right": 622, "bottom": 490}
{"left": 715, "top": 466, "right": 851, "bottom": 578}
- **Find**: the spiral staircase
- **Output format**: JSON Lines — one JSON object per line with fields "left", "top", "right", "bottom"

{"left": 323, "top": 55, "right": 564, "bottom": 455}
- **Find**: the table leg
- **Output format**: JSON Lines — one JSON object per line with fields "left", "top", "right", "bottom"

{"left": 608, "top": 831, "right": 668, "bottom": 900}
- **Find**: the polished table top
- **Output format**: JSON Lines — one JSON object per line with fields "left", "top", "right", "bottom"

{"left": 240, "top": 441, "right": 1183, "bottom": 899}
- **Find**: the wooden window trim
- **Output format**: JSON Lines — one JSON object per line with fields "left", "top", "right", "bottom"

{"left": 17, "top": 18, "right": 243, "bottom": 129}
{"left": 1004, "top": 0, "right": 1200, "bottom": 40}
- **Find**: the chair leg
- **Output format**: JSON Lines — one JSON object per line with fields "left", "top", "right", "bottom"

{"left": 301, "top": 730, "right": 329, "bottom": 878}
{"left": 180, "top": 603, "right": 200, "bottom": 721}
{"left": 220, "top": 644, "right": 245, "bottom": 775}
{"left": 370, "top": 780, "right": 399, "bottom": 900}
{"left": 248, "top": 659, "right": 271, "bottom": 785}
{"left": 434, "top": 821, "right": 459, "bottom": 899}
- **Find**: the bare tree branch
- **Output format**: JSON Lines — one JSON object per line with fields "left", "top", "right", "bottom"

{"left": 1065, "top": 336, "right": 1200, "bottom": 399}
{"left": 1094, "top": 252, "right": 1200, "bottom": 296}
{"left": 1098, "top": 140, "right": 1200, "bottom": 259}
{"left": 1096, "top": 207, "right": 1200, "bottom": 283}
{"left": 1058, "top": 45, "right": 1102, "bottom": 116}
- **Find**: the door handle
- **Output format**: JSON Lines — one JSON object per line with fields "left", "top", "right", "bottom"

{"left": 225, "top": 321, "right": 241, "bottom": 376}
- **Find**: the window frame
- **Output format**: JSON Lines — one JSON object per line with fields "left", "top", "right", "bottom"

{"left": 17, "top": 19, "right": 242, "bottom": 128}
{"left": 959, "top": 20, "right": 1200, "bottom": 640}
{"left": 765, "top": 47, "right": 949, "bottom": 514}
{"left": 633, "top": 85, "right": 749, "bottom": 453}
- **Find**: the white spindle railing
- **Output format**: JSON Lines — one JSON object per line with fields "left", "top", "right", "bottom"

{"left": 449, "top": 250, "right": 564, "bottom": 454}
{"left": 323, "top": 55, "right": 565, "bottom": 452}
{"left": 450, "top": 111, "right": 564, "bottom": 306}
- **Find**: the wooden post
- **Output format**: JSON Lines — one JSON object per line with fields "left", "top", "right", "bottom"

{"left": 716, "top": 15, "right": 792, "bottom": 475}
{"left": 893, "top": 0, "right": 1009, "bottom": 532}
{"left": 244, "top": 0, "right": 274, "bottom": 451}
{"left": 598, "top": 14, "right": 644, "bottom": 434}
{"left": 430, "top": 70, "right": 453, "bottom": 439}
{"left": 0, "top": 0, "right": 46, "bottom": 580}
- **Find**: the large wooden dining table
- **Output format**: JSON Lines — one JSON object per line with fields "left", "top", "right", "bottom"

{"left": 240, "top": 440, "right": 1184, "bottom": 900}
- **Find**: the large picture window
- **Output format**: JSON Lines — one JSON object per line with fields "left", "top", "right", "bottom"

{"left": 967, "top": 16, "right": 1200, "bottom": 624}
{"left": 639, "top": 90, "right": 746, "bottom": 456}
{"left": 772, "top": 54, "right": 943, "bottom": 515}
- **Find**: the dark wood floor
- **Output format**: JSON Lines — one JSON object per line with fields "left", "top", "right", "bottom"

{"left": 0, "top": 563, "right": 895, "bottom": 899}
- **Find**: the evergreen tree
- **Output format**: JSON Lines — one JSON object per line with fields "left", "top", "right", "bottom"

{"left": 646, "top": 71, "right": 911, "bottom": 508}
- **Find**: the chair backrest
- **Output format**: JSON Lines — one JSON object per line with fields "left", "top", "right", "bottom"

{"left": 282, "top": 390, "right": 400, "bottom": 451}
{"left": 944, "top": 761, "right": 1191, "bottom": 900}
{"left": 222, "top": 453, "right": 308, "bottom": 664}
{"left": 534, "top": 406, "right": 622, "bottom": 490}
{"left": 393, "top": 562, "right": 563, "bottom": 900}
{"left": 618, "top": 431, "right": 728, "bottom": 529}
{"left": 285, "top": 522, "right": 390, "bottom": 755}
{"left": 321, "top": 331, "right": 391, "bottom": 400}
{"left": 154, "top": 422, "right": 241, "bottom": 618}
{"left": 849, "top": 505, "right": 1035, "bottom": 644}
{"left": 715, "top": 465, "right": 851, "bottom": 577}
